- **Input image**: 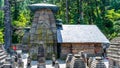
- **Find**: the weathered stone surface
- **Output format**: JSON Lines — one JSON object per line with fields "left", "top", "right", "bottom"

{"left": 32, "top": 23, "right": 37, "bottom": 28}
{"left": 28, "top": 4, "right": 58, "bottom": 68}
{"left": 33, "top": 18, "right": 38, "bottom": 23}
{"left": 34, "top": 13, "right": 40, "bottom": 18}
{"left": 30, "top": 9, "right": 56, "bottom": 45}
{"left": 61, "top": 43, "right": 102, "bottom": 58}
{"left": 30, "top": 28, "right": 36, "bottom": 34}
{"left": 39, "top": 16, "right": 45, "bottom": 21}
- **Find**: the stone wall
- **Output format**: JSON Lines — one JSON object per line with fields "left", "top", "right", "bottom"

{"left": 60, "top": 43, "right": 102, "bottom": 58}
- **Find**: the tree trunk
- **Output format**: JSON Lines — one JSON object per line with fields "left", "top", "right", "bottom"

{"left": 13, "top": 0, "right": 18, "bottom": 20}
{"left": 66, "top": 0, "right": 69, "bottom": 24}
{"left": 4, "top": 0, "right": 12, "bottom": 52}
{"left": 79, "top": 0, "right": 84, "bottom": 24}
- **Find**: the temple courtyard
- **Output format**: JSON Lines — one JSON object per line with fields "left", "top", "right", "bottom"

{"left": 19, "top": 53, "right": 66, "bottom": 68}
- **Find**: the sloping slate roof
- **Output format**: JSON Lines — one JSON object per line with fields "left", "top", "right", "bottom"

{"left": 57, "top": 25, "right": 110, "bottom": 43}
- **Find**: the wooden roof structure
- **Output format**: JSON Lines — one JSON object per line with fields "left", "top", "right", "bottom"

{"left": 57, "top": 25, "right": 110, "bottom": 43}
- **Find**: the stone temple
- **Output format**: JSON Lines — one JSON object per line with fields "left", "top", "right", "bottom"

{"left": 22, "top": 3, "right": 110, "bottom": 64}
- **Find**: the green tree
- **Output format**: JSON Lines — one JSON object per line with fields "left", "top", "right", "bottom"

{"left": 0, "top": 29, "right": 4, "bottom": 44}
{"left": 1, "top": 0, "right": 120, "bottom": 43}
{"left": 10, "top": 0, "right": 31, "bottom": 43}
{"left": 105, "top": 9, "right": 120, "bottom": 39}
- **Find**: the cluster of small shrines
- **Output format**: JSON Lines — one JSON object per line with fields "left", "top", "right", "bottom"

{"left": 0, "top": 3, "right": 120, "bottom": 68}
{"left": 0, "top": 45, "right": 24, "bottom": 68}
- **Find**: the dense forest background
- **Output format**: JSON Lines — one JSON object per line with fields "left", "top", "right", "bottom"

{"left": 0, "top": 0, "right": 120, "bottom": 44}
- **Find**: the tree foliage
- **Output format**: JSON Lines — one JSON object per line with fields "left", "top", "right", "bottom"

{"left": 12, "top": 12, "right": 29, "bottom": 27}
{"left": 0, "top": 0, "right": 4, "bottom": 44}
{"left": 0, "top": 29, "right": 4, "bottom": 44}
{"left": 1, "top": 0, "right": 120, "bottom": 44}
{"left": 9, "top": 0, "right": 31, "bottom": 43}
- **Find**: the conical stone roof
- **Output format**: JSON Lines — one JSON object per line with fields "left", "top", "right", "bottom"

{"left": 90, "top": 60, "right": 106, "bottom": 68}
{"left": 107, "top": 37, "right": 120, "bottom": 62}
{"left": 0, "top": 46, "right": 8, "bottom": 63}
{"left": 70, "top": 54, "right": 86, "bottom": 68}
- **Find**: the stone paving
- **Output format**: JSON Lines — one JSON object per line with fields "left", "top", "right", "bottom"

{"left": 29, "top": 60, "right": 66, "bottom": 68}
{"left": 21, "top": 53, "right": 66, "bottom": 68}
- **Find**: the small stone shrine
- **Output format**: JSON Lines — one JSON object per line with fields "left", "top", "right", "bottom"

{"left": 70, "top": 54, "right": 86, "bottom": 68}
{"left": 66, "top": 54, "right": 73, "bottom": 68}
{"left": 107, "top": 37, "right": 120, "bottom": 68}
{"left": 90, "top": 57, "right": 106, "bottom": 68}
{"left": 0, "top": 45, "right": 8, "bottom": 63}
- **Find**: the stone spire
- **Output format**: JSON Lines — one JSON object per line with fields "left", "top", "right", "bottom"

{"left": 28, "top": 3, "right": 59, "bottom": 68}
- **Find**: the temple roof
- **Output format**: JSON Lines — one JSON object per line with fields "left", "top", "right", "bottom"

{"left": 28, "top": 3, "right": 59, "bottom": 13}
{"left": 57, "top": 25, "right": 110, "bottom": 43}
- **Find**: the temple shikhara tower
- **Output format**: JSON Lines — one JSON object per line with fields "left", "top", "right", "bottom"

{"left": 28, "top": 3, "right": 59, "bottom": 67}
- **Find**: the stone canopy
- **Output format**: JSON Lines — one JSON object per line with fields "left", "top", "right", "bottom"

{"left": 28, "top": 3, "right": 59, "bottom": 13}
